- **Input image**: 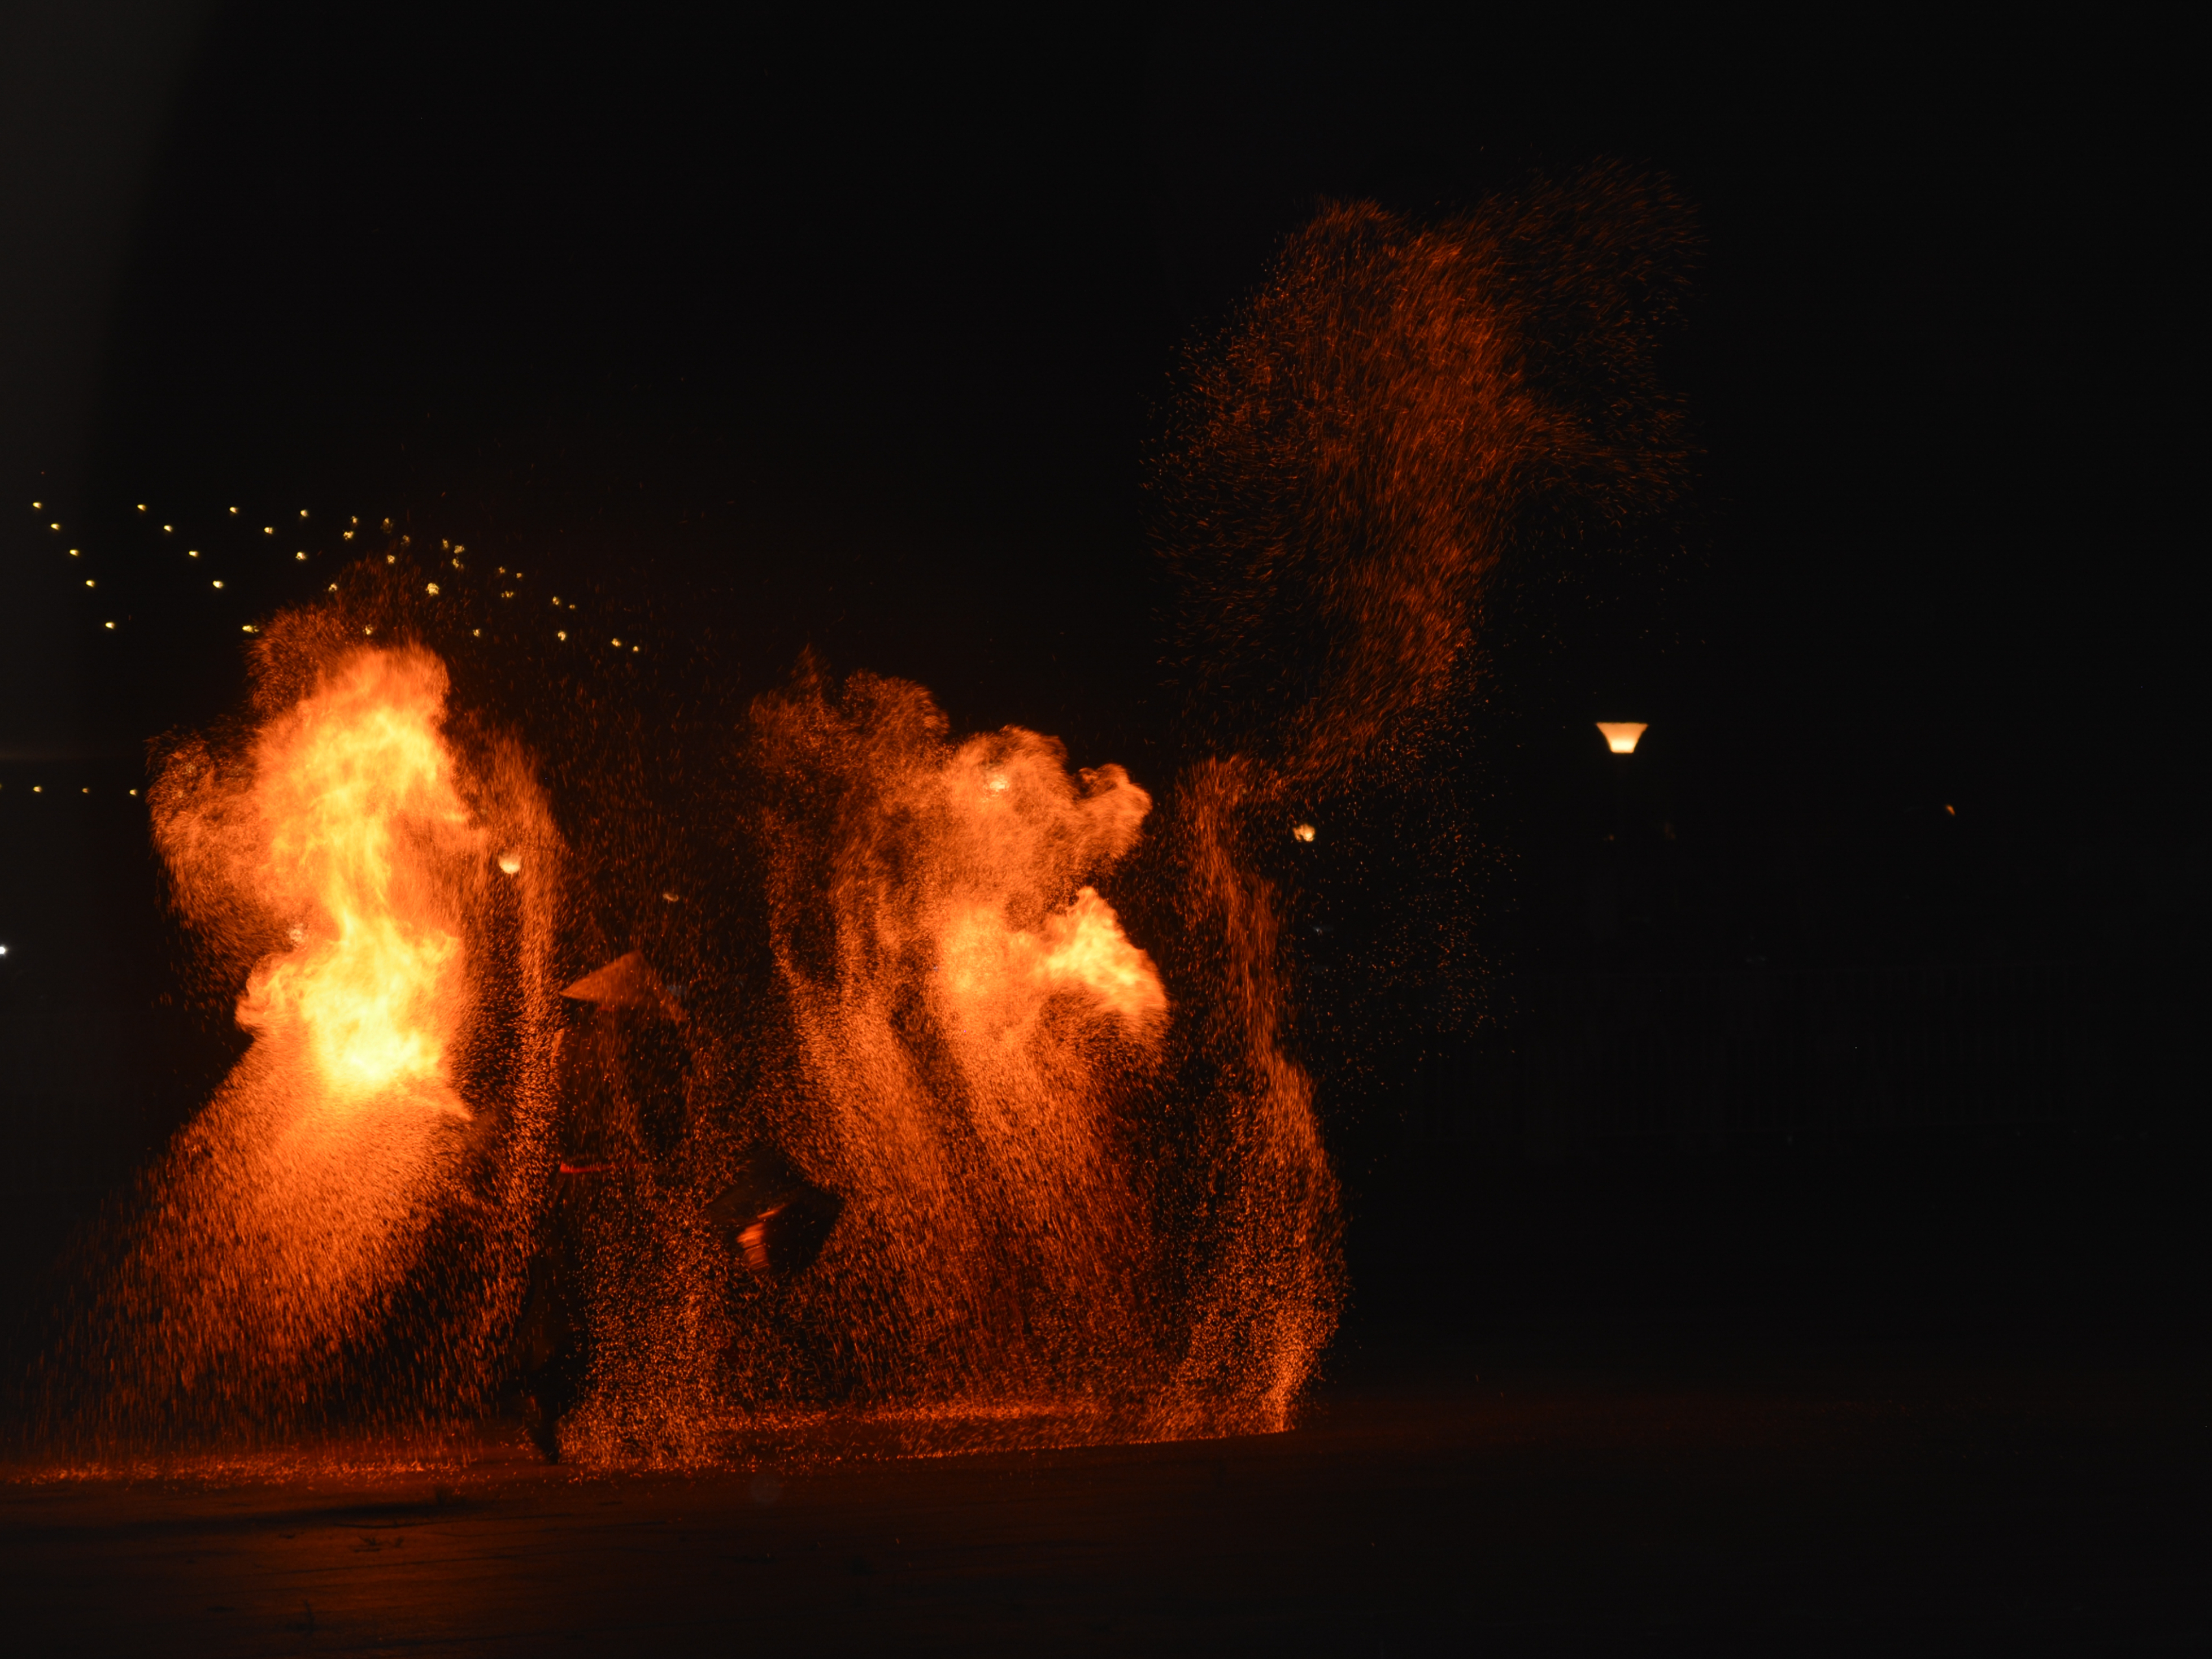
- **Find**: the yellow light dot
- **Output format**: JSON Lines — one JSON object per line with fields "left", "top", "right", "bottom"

{"left": 129, "top": 789, "right": 137, "bottom": 796}
{"left": 136, "top": 504, "right": 145, "bottom": 512}
{"left": 31, "top": 500, "right": 41, "bottom": 509}
{"left": 84, "top": 578, "right": 93, "bottom": 587}
{"left": 212, "top": 580, "right": 223, "bottom": 589}
{"left": 80, "top": 787, "right": 88, "bottom": 795}
{"left": 299, "top": 509, "right": 308, "bottom": 519}
{"left": 68, "top": 548, "right": 78, "bottom": 556}
{"left": 328, "top": 583, "right": 338, "bottom": 591}
{"left": 501, "top": 590, "right": 513, "bottom": 599}
{"left": 556, "top": 629, "right": 567, "bottom": 641}
{"left": 32, "top": 786, "right": 40, "bottom": 793}
{"left": 342, "top": 530, "right": 354, "bottom": 541}
{"left": 162, "top": 524, "right": 171, "bottom": 533}
{"left": 49, "top": 522, "right": 59, "bottom": 530}
{"left": 263, "top": 526, "right": 272, "bottom": 534}
{"left": 472, "top": 627, "right": 481, "bottom": 637}
{"left": 229, "top": 507, "right": 238, "bottom": 515}
{"left": 498, "top": 852, "right": 522, "bottom": 876}
{"left": 611, "top": 638, "right": 621, "bottom": 647}
{"left": 294, "top": 550, "right": 306, "bottom": 560}
{"left": 102, "top": 622, "right": 114, "bottom": 630}
{"left": 426, "top": 581, "right": 440, "bottom": 595}
{"left": 1293, "top": 823, "right": 1317, "bottom": 842}
{"left": 188, "top": 549, "right": 198, "bottom": 557}
{"left": 551, "top": 596, "right": 561, "bottom": 606}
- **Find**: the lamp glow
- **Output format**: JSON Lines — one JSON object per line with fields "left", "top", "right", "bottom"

{"left": 1596, "top": 722, "right": 1648, "bottom": 755}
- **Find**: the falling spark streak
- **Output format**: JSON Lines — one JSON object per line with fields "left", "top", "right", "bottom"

{"left": 38, "top": 622, "right": 563, "bottom": 1451}
{"left": 29, "top": 170, "right": 1685, "bottom": 1468}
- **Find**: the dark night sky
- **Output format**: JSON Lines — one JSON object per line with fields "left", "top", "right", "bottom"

{"left": 0, "top": 5, "right": 2202, "bottom": 1371}
{"left": 1, "top": 8, "right": 2198, "bottom": 1156}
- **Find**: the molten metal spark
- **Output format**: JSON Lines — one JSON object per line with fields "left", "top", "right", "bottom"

{"left": 39, "top": 622, "right": 562, "bottom": 1450}
{"left": 233, "top": 648, "right": 471, "bottom": 1113}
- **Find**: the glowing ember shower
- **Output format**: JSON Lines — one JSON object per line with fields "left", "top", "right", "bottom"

{"left": 38, "top": 617, "right": 562, "bottom": 1448}
{"left": 233, "top": 648, "right": 473, "bottom": 1111}
{"left": 31, "top": 170, "right": 1690, "bottom": 1465}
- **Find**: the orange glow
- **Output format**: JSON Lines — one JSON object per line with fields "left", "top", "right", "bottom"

{"left": 41, "top": 624, "right": 565, "bottom": 1451}
{"left": 1596, "top": 721, "right": 1648, "bottom": 755}
{"left": 234, "top": 648, "right": 471, "bottom": 1112}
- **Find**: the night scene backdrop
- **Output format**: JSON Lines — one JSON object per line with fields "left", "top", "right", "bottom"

{"left": 0, "top": 5, "right": 2201, "bottom": 1649}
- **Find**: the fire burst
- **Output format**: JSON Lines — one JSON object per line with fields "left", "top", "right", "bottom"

{"left": 31, "top": 170, "right": 1688, "bottom": 1466}
{"left": 38, "top": 620, "right": 561, "bottom": 1449}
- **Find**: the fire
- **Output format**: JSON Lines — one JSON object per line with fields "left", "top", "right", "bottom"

{"left": 37, "top": 624, "right": 563, "bottom": 1449}
{"left": 234, "top": 648, "right": 472, "bottom": 1111}
{"left": 937, "top": 884, "right": 1168, "bottom": 1037}
{"left": 38, "top": 174, "right": 1691, "bottom": 1465}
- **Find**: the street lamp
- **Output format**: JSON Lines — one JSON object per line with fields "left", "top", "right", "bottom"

{"left": 1595, "top": 722, "right": 1647, "bottom": 755}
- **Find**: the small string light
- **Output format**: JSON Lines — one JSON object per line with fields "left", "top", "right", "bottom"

{"left": 188, "top": 550, "right": 198, "bottom": 558}
{"left": 294, "top": 551, "right": 306, "bottom": 560}
{"left": 103, "top": 621, "right": 115, "bottom": 630}
{"left": 212, "top": 580, "right": 223, "bottom": 589}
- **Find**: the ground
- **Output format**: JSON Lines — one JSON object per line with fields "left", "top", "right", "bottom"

{"left": 5, "top": 1327, "right": 2203, "bottom": 1655}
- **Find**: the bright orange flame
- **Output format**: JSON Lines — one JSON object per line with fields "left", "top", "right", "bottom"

{"left": 939, "top": 886, "right": 1166, "bottom": 1040}
{"left": 237, "top": 648, "right": 474, "bottom": 1112}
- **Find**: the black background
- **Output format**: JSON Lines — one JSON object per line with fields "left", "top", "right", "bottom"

{"left": 1, "top": 9, "right": 2200, "bottom": 1349}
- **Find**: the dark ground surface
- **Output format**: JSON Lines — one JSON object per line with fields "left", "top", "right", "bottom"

{"left": 4, "top": 1326, "right": 2204, "bottom": 1656}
